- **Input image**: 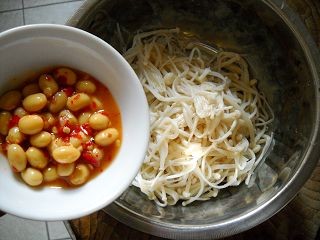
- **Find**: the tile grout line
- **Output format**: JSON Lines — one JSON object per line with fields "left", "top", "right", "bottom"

{"left": 45, "top": 222, "right": 50, "bottom": 240}
{"left": 0, "top": 0, "right": 83, "bottom": 14}
{"left": 0, "top": 8, "right": 23, "bottom": 14}
{"left": 63, "top": 221, "right": 76, "bottom": 240}
{"left": 24, "top": 0, "right": 83, "bottom": 10}
{"left": 52, "top": 238, "right": 73, "bottom": 240}
{"left": 22, "top": 0, "right": 25, "bottom": 25}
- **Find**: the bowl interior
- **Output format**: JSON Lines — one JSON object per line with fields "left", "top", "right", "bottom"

{"left": 72, "top": 0, "right": 319, "bottom": 232}
{"left": 0, "top": 25, "right": 149, "bottom": 221}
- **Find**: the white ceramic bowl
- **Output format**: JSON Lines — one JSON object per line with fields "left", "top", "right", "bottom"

{"left": 0, "top": 24, "right": 149, "bottom": 221}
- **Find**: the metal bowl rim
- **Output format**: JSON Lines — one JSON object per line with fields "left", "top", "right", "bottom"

{"left": 68, "top": 0, "right": 320, "bottom": 238}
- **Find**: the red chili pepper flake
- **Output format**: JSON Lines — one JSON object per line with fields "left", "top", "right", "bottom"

{"left": 8, "top": 115, "right": 20, "bottom": 129}
{"left": 69, "top": 124, "right": 83, "bottom": 140}
{"left": 62, "top": 87, "right": 74, "bottom": 97}
{"left": 70, "top": 131, "right": 82, "bottom": 139}
{"left": 63, "top": 136, "right": 70, "bottom": 142}
{"left": 70, "top": 124, "right": 88, "bottom": 140}
{"left": 72, "top": 124, "right": 81, "bottom": 132}
{"left": 57, "top": 125, "right": 70, "bottom": 141}
{"left": 57, "top": 120, "right": 82, "bottom": 141}
{"left": 82, "top": 151, "right": 100, "bottom": 167}
{"left": 82, "top": 140, "right": 94, "bottom": 150}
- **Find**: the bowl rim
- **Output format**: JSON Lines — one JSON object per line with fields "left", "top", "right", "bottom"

{"left": 68, "top": 0, "right": 320, "bottom": 239}
{"left": 0, "top": 24, "right": 150, "bottom": 221}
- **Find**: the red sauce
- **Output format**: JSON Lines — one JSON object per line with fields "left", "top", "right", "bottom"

{"left": 0, "top": 66, "right": 122, "bottom": 188}
{"left": 48, "top": 69, "right": 122, "bottom": 188}
{"left": 8, "top": 115, "right": 20, "bottom": 129}
{"left": 61, "top": 87, "right": 74, "bottom": 97}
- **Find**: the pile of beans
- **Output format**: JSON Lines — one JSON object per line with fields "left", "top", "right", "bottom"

{"left": 0, "top": 67, "right": 121, "bottom": 187}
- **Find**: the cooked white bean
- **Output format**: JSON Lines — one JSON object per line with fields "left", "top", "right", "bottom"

{"left": 6, "top": 127, "right": 25, "bottom": 144}
{"left": 49, "top": 91, "right": 67, "bottom": 113}
{"left": 7, "top": 144, "right": 27, "bottom": 172}
{"left": 26, "top": 147, "right": 48, "bottom": 169}
{"left": 90, "top": 97, "right": 103, "bottom": 111}
{"left": 39, "top": 74, "right": 58, "bottom": 97}
{"left": 69, "top": 164, "right": 90, "bottom": 185}
{"left": 78, "top": 147, "right": 85, "bottom": 155}
{"left": 70, "top": 137, "right": 82, "bottom": 148}
{"left": 48, "top": 137, "right": 64, "bottom": 153}
{"left": 41, "top": 112, "right": 56, "bottom": 129}
{"left": 0, "top": 90, "right": 22, "bottom": 110}
{"left": 54, "top": 68, "right": 77, "bottom": 85}
{"left": 78, "top": 112, "right": 91, "bottom": 125}
{"left": 94, "top": 128, "right": 119, "bottom": 146}
{"left": 18, "top": 115, "right": 44, "bottom": 135}
{"left": 22, "top": 83, "right": 40, "bottom": 97}
{"left": 51, "top": 126, "right": 58, "bottom": 134}
{"left": 67, "top": 93, "right": 91, "bottom": 111}
{"left": 43, "top": 166, "right": 58, "bottom": 182}
{"left": 89, "top": 112, "right": 109, "bottom": 130}
{"left": 92, "top": 147, "right": 104, "bottom": 161}
{"left": 0, "top": 111, "right": 12, "bottom": 135}
{"left": 59, "top": 110, "right": 78, "bottom": 125}
{"left": 30, "top": 131, "right": 52, "bottom": 147}
{"left": 78, "top": 131, "right": 90, "bottom": 143}
{"left": 21, "top": 168, "right": 43, "bottom": 186}
{"left": 76, "top": 80, "right": 96, "bottom": 94}
{"left": 57, "top": 163, "right": 75, "bottom": 177}
{"left": 52, "top": 146, "right": 81, "bottom": 164}
{"left": 14, "top": 107, "right": 27, "bottom": 117}
{"left": 22, "top": 93, "right": 47, "bottom": 112}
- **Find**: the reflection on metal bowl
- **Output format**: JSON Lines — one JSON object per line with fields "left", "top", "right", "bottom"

{"left": 68, "top": 0, "right": 320, "bottom": 239}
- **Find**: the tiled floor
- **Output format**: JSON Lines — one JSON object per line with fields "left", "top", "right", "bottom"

{"left": 0, "top": 0, "right": 83, "bottom": 32}
{"left": 0, "top": 1, "right": 84, "bottom": 239}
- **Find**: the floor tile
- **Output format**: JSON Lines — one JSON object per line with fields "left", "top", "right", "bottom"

{"left": 0, "top": 0, "right": 22, "bottom": 12}
{"left": 0, "top": 214, "right": 48, "bottom": 240}
{"left": 23, "top": 0, "right": 76, "bottom": 8}
{"left": 63, "top": 221, "right": 77, "bottom": 240}
{"left": 47, "top": 221, "right": 70, "bottom": 240}
{"left": 24, "top": 1, "right": 83, "bottom": 25}
{"left": 0, "top": 10, "right": 23, "bottom": 32}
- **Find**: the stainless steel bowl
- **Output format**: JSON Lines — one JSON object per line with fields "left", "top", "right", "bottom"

{"left": 68, "top": 0, "right": 320, "bottom": 239}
